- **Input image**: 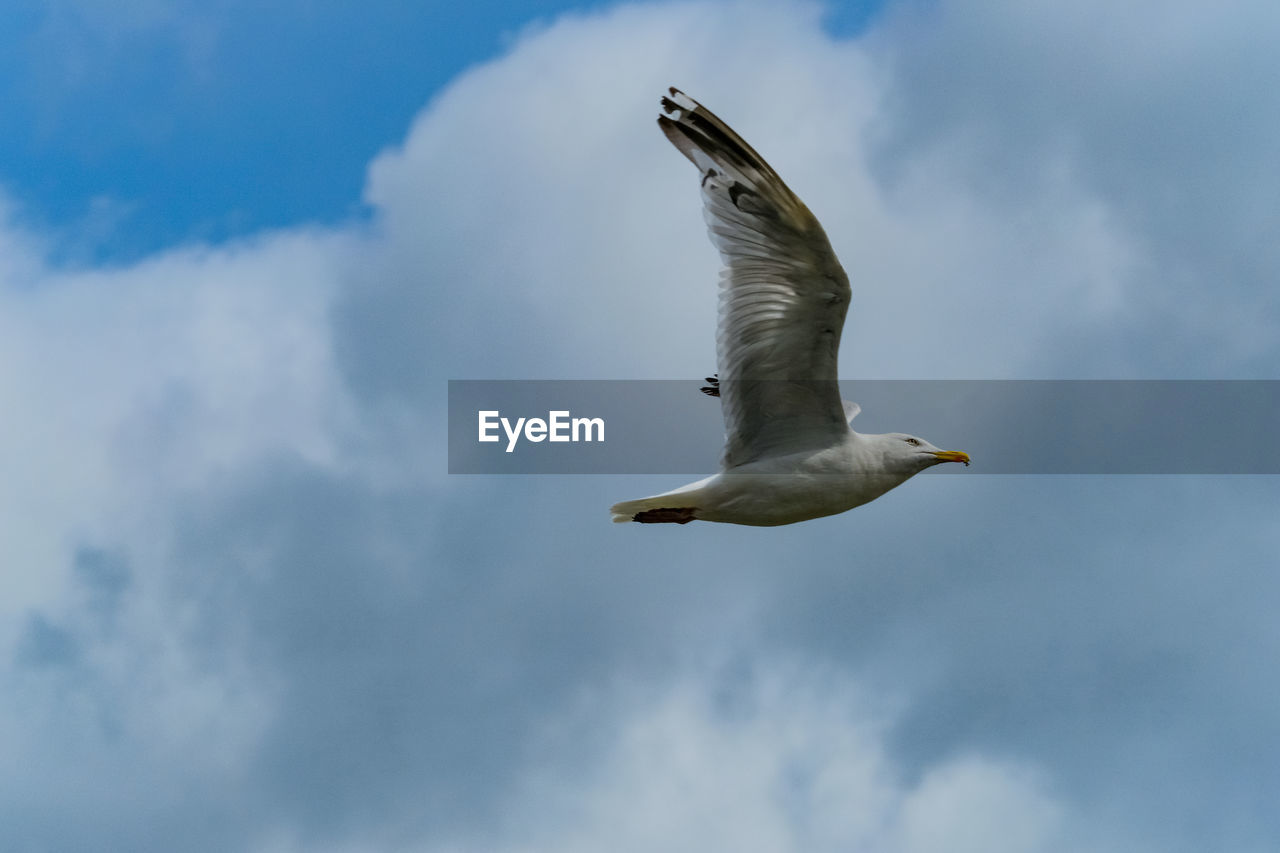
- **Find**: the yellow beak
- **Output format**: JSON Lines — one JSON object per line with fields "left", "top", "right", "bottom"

{"left": 931, "top": 450, "right": 971, "bottom": 466}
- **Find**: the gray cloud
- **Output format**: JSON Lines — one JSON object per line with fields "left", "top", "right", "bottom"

{"left": 14, "top": 613, "right": 81, "bottom": 669}
{"left": 868, "top": 0, "right": 1280, "bottom": 375}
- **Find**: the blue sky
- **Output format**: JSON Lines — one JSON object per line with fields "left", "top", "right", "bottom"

{"left": 2, "top": 0, "right": 607, "bottom": 261}
{"left": 4, "top": 1, "right": 1280, "bottom": 851}
{"left": 1, "top": 0, "right": 884, "bottom": 263}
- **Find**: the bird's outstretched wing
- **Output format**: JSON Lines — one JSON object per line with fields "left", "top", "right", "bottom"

{"left": 658, "top": 88, "right": 852, "bottom": 469}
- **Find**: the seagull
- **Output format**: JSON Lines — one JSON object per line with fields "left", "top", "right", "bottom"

{"left": 610, "top": 88, "right": 969, "bottom": 526}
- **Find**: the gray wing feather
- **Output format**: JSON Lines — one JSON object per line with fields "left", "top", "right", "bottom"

{"left": 658, "top": 88, "right": 852, "bottom": 469}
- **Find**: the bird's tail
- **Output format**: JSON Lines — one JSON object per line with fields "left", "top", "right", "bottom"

{"left": 611, "top": 478, "right": 715, "bottom": 524}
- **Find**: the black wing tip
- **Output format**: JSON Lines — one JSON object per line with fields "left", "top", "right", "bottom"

{"left": 660, "top": 87, "right": 696, "bottom": 116}
{"left": 660, "top": 87, "right": 678, "bottom": 116}
{"left": 658, "top": 86, "right": 682, "bottom": 127}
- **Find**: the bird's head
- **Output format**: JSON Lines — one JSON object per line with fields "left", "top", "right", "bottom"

{"left": 871, "top": 432, "right": 970, "bottom": 474}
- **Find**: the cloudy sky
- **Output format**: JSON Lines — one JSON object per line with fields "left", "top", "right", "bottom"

{"left": 4, "top": 1, "right": 1280, "bottom": 850}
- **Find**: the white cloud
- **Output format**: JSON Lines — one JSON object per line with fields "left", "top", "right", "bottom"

{"left": 353, "top": 0, "right": 1164, "bottom": 383}
{"left": 432, "top": 661, "right": 1070, "bottom": 853}
{"left": 0, "top": 213, "right": 357, "bottom": 852}
{"left": 895, "top": 758, "right": 1065, "bottom": 853}
{"left": 0, "top": 221, "right": 357, "bottom": 625}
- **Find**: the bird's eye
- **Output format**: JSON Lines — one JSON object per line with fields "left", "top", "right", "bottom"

{"left": 904, "top": 437, "right": 921, "bottom": 446}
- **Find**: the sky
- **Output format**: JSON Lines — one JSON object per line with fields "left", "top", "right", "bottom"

{"left": 3, "top": 1, "right": 1280, "bottom": 851}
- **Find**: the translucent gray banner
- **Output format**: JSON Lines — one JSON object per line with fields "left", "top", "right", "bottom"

{"left": 448, "top": 380, "right": 1280, "bottom": 474}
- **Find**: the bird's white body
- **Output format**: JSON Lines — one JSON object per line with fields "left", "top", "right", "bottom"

{"left": 611, "top": 89, "right": 968, "bottom": 526}
{"left": 612, "top": 431, "right": 952, "bottom": 526}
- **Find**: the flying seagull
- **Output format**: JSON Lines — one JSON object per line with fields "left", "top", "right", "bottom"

{"left": 611, "top": 88, "right": 969, "bottom": 526}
